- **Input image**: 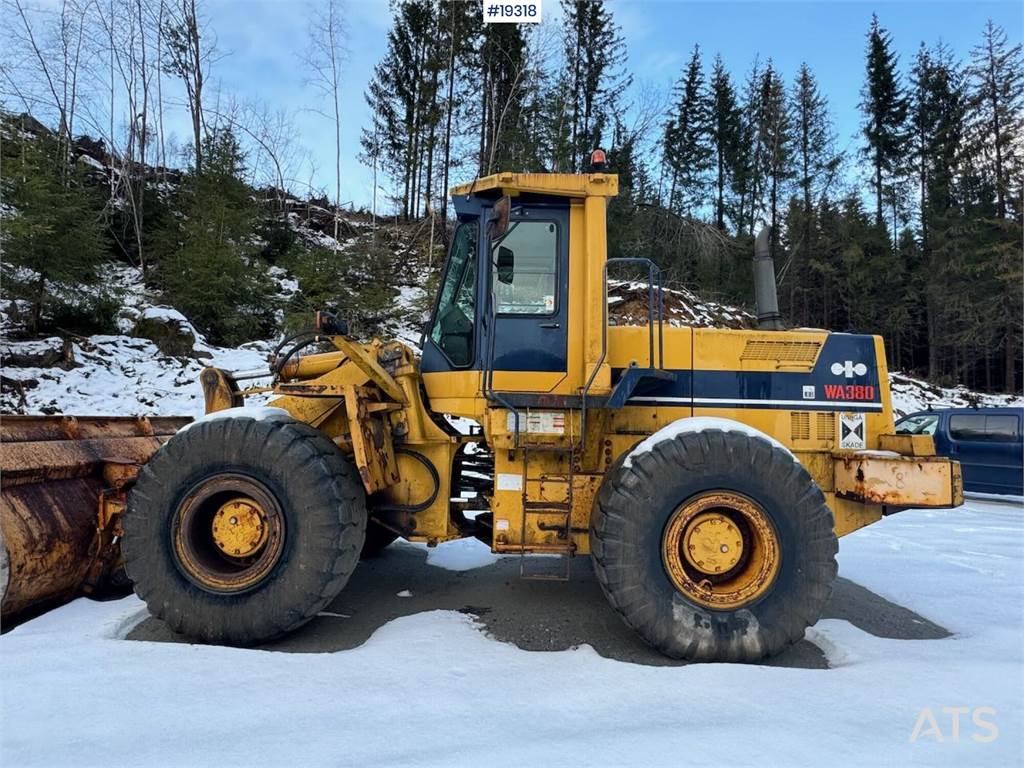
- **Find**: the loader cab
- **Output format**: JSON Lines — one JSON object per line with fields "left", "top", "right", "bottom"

{"left": 421, "top": 172, "right": 616, "bottom": 417}
{"left": 423, "top": 195, "right": 569, "bottom": 382}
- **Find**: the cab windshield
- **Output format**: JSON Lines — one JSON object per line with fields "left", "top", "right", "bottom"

{"left": 430, "top": 222, "right": 478, "bottom": 367}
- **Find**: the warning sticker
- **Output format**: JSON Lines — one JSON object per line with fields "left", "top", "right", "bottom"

{"left": 839, "top": 412, "right": 866, "bottom": 450}
{"left": 507, "top": 411, "right": 566, "bottom": 435}
{"left": 496, "top": 473, "right": 523, "bottom": 491}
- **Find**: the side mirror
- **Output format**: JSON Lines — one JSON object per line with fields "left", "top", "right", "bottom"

{"left": 488, "top": 195, "right": 511, "bottom": 241}
{"left": 496, "top": 246, "right": 515, "bottom": 285}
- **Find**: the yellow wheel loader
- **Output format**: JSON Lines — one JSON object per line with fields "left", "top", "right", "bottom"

{"left": 1, "top": 162, "right": 963, "bottom": 661}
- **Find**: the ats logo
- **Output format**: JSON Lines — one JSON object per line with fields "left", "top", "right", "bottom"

{"left": 824, "top": 384, "right": 876, "bottom": 401}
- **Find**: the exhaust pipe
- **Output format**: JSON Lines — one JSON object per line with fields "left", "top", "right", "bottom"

{"left": 753, "top": 226, "right": 784, "bottom": 331}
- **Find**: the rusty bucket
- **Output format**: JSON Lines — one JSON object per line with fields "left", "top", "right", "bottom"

{"left": 0, "top": 415, "right": 190, "bottom": 624}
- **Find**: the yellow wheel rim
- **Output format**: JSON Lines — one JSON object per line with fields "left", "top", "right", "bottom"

{"left": 662, "top": 491, "right": 780, "bottom": 609}
{"left": 212, "top": 499, "right": 269, "bottom": 558}
{"left": 172, "top": 474, "right": 285, "bottom": 593}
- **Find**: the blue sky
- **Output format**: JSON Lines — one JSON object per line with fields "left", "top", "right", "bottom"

{"left": 190, "top": 0, "right": 1022, "bottom": 211}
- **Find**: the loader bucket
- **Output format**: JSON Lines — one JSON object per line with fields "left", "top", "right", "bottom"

{"left": 0, "top": 415, "right": 190, "bottom": 624}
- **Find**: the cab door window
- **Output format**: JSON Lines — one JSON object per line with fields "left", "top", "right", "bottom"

{"left": 492, "top": 221, "right": 558, "bottom": 315}
{"left": 430, "top": 223, "right": 478, "bottom": 366}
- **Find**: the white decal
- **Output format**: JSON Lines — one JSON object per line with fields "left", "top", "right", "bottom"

{"left": 507, "top": 411, "right": 566, "bottom": 435}
{"left": 802, "top": 385, "right": 815, "bottom": 400}
{"left": 831, "top": 360, "right": 868, "bottom": 379}
{"left": 495, "top": 519, "right": 511, "bottom": 531}
{"left": 839, "top": 412, "right": 866, "bottom": 450}
{"left": 496, "top": 473, "right": 523, "bottom": 491}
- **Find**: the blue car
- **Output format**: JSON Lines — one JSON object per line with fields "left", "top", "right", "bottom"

{"left": 896, "top": 407, "right": 1024, "bottom": 496}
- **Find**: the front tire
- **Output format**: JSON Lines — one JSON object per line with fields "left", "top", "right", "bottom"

{"left": 590, "top": 427, "right": 837, "bottom": 662}
{"left": 124, "top": 414, "right": 366, "bottom": 645}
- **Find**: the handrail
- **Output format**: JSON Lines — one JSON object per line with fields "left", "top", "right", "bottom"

{"left": 580, "top": 257, "right": 666, "bottom": 440}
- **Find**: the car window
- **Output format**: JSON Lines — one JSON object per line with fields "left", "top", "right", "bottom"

{"left": 949, "top": 413, "right": 1020, "bottom": 442}
{"left": 985, "top": 414, "right": 1020, "bottom": 442}
{"left": 896, "top": 415, "right": 938, "bottom": 435}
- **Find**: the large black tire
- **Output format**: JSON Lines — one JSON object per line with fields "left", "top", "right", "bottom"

{"left": 360, "top": 520, "right": 399, "bottom": 558}
{"left": 124, "top": 415, "right": 366, "bottom": 645}
{"left": 590, "top": 427, "right": 837, "bottom": 662}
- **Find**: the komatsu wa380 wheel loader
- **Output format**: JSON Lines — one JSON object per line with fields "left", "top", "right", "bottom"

{"left": 2, "top": 161, "right": 963, "bottom": 661}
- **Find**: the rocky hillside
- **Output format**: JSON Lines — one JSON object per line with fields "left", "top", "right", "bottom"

{"left": 4, "top": 260, "right": 1021, "bottom": 418}
{"left": 2, "top": 117, "right": 1019, "bottom": 419}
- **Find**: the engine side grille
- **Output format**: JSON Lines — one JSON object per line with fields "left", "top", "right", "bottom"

{"left": 741, "top": 340, "right": 822, "bottom": 364}
{"left": 790, "top": 412, "right": 811, "bottom": 441}
{"left": 817, "top": 412, "right": 836, "bottom": 442}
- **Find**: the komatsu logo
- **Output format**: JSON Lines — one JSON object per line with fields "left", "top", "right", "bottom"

{"left": 831, "top": 360, "right": 868, "bottom": 378}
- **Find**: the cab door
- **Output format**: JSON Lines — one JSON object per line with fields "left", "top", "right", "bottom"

{"left": 486, "top": 206, "right": 569, "bottom": 393}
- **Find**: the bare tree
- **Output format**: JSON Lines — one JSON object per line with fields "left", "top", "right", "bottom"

{"left": 302, "top": 0, "right": 347, "bottom": 249}
{"left": 163, "top": 0, "right": 209, "bottom": 173}
{"left": 6, "top": 0, "right": 90, "bottom": 177}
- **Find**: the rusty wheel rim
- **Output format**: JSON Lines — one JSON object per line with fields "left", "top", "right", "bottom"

{"left": 172, "top": 474, "right": 285, "bottom": 593}
{"left": 662, "top": 491, "right": 780, "bottom": 610}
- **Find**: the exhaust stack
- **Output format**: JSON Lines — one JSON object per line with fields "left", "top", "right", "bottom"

{"left": 753, "top": 226, "right": 784, "bottom": 331}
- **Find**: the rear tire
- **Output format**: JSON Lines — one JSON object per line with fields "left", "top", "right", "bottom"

{"left": 124, "top": 414, "right": 366, "bottom": 645}
{"left": 590, "top": 427, "right": 837, "bottom": 662}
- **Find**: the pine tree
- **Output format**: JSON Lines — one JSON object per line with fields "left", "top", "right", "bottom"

{"left": 786, "top": 63, "right": 835, "bottom": 314}
{"left": 731, "top": 57, "right": 763, "bottom": 236}
{"left": 438, "top": 0, "right": 481, "bottom": 222}
{"left": 758, "top": 62, "right": 792, "bottom": 255}
{"left": 150, "top": 129, "right": 277, "bottom": 345}
{"left": 860, "top": 14, "right": 907, "bottom": 229}
{"left": 968, "top": 20, "right": 1023, "bottom": 221}
{"left": 477, "top": 22, "right": 531, "bottom": 174}
{"left": 561, "top": 0, "right": 632, "bottom": 170}
{"left": 909, "top": 42, "right": 965, "bottom": 380}
{"left": 708, "top": 55, "right": 740, "bottom": 231}
{"left": 662, "top": 45, "right": 711, "bottom": 215}
{"left": 790, "top": 63, "right": 834, "bottom": 242}
{"left": 966, "top": 20, "right": 1023, "bottom": 389}
{"left": 361, "top": 1, "right": 439, "bottom": 220}
{"left": 1, "top": 116, "right": 111, "bottom": 333}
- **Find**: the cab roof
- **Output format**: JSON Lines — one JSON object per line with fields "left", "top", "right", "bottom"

{"left": 449, "top": 171, "right": 619, "bottom": 200}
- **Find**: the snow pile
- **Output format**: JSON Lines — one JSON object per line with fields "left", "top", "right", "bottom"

{"left": 0, "top": 498, "right": 1020, "bottom": 767}
{"left": 608, "top": 280, "right": 754, "bottom": 329}
{"left": 0, "top": 333, "right": 271, "bottom": 417}
{"left": 889, "top": 371, "right": 1024, "bottom": 417}
{"left": 623, "top": 416, "right": 793, "bottom": 468}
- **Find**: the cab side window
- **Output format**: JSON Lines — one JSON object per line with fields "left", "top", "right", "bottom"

{"left": 430, "top": 223, "right": 478, "bottom": 367}
{"left": 491, "top": 220, "right": 557, "bottom": 315}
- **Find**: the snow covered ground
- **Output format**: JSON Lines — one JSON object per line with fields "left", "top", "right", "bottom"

{"left": 1, "top": 497, "right": 1020, "bottom": 768}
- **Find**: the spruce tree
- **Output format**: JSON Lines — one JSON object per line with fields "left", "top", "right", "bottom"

{"left": 968, "top": 20, "right": 1023, "bottom": 221}
{"left": 860, "top": 14, "right": 907, "bottom": 228}
{"left": 150, "top": 129, "right": 276, "bottom": 345}
{"left": 361, "top": 1, "right": 439, "bottom": 220}
{"left": 790, "top": 63, "right": 834, "bottom": 239}
{"left": 560, "top": 0, "right": 632, "bottom": 170}
{"left": 758, "top": 62, "right": 792, "bottom": 255}
{"left": 731, "top": 57, "right": 763, "bottom": 236}
{"left": 787, "top": 62, "right": 835, "bottom": 313}
{"left": 662, "top": 45, "right": 711, "bottom": 216}
{"left": 966, "top": 20, "right": 1023, "bottom": 389}
{"left": 708, "top": 55, "right": 741, "bottom": 231}
{"left": 1, "top": 116, "right": 111, "bottom": 333}
{"left": 909, "top": 42, "right": 964, "bottom": 379}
